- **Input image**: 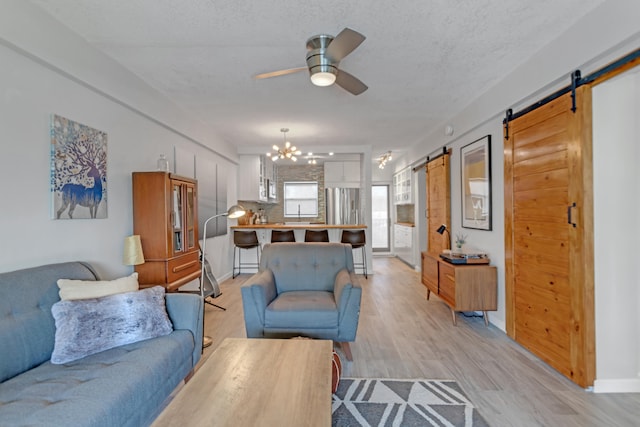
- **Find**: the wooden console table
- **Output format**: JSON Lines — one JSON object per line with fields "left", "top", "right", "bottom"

{"left": 152, "top": 338, "right": 333, "bottom": 427}
{"left": 421, "top": 251, "right": 497, "bottom": 326}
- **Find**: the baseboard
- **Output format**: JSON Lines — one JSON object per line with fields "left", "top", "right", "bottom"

{"left": 489, "top": 316, "right": 506, "bottom": 333}
{"left": 217, "top": 271, "right": 233, "bottom": 282}
{"left": 593, "top": 378, "right": 640, "bottom": 393}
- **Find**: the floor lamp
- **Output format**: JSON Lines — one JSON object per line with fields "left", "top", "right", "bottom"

{"left": 200, "top": 204, "right": 245, "bottom": 348}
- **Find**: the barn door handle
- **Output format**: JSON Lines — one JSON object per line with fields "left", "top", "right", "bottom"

{"left": 567, "top": 203, "right": 577, "bottom": 228}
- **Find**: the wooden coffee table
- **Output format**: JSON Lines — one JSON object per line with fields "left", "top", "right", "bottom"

{"left": 152, "top": 338, "right": 333, "bottom": 427}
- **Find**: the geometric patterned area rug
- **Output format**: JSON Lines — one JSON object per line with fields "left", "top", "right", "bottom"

{"left": 332, "top": 378, "right": 490, "bottom": 427}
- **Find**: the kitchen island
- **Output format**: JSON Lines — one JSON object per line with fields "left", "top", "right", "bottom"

{"left": 232, "top": 223, "right": 366, "bottom": 230}
{"left": 230, "top": 224, "right": 369, "bottom": 275}
{"left": 231, "top": 223, "right": 367, "bottom": 245}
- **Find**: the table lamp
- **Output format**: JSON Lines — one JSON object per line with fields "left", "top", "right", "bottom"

{"left": 123, "top": 235, "right": 145, "bottom": 266}
{"left": 436, "top": 224, "right": 451, "bottom": 250}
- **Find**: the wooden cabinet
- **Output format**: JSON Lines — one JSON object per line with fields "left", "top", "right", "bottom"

{"left": 132, "top": 172, "right": 200, "bottom": 291}
{"left": 324, "top": 161, "right": 360, "bottom": 188}
{"left": 421, "top": 251, "right": 497, "bottom": 325}
{"left": 421, "top": 252, "right": 439, "bottom": 296}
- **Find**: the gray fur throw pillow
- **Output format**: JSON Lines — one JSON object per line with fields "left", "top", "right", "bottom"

{"left": 51, "top": 286, "right": 173, "bottom": 364}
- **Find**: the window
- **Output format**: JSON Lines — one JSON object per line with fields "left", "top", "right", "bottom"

{"left": 284, "top": 181, "right": 318, "bottom": 217}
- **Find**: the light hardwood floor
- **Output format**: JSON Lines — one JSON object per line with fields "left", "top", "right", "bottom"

{"left": 198, "top": 257, "right": 640, "bottom": 427}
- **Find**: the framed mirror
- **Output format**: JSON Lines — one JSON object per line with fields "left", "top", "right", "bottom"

{"left": 461, "top": 135, "right": 491, "bottom": 230}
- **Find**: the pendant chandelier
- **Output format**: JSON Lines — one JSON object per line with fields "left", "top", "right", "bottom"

{"left": 267, "top": 128, "right": 301, "bottom": 162}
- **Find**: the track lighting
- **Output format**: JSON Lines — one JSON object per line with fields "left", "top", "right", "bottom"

{"left": 377, "top": 151, "right": 393, "bottom": 169}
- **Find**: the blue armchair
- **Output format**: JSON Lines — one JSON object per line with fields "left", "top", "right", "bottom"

{"left": 241, "top": 242, "right": 362, "bottom": 360}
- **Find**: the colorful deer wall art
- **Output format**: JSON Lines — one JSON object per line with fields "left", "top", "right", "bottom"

{"left": 51, "top": 115, "right": 108, "bottom": 219}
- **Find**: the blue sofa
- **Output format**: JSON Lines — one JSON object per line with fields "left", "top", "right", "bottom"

{"left": 0, "top": 262, "right": 203, "bottom": 427}
{"left": 241, "top": 242, "right": 362, "bottom": 360}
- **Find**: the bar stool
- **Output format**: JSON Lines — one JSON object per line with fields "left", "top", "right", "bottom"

{"left": 233, "top": 230, "right": 261, "bottom": 278}
{"left": 304, "top": 229, "right": 329, "bottom": 242}
{"left": 271, "top": 229, "right": 296, "bottom": 243}
{"left": 341, "top": 229, "right": 367, "bottom": 278}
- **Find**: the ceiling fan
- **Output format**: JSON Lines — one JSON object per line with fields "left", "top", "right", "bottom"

{"left": 254, "top": 28, "right": 368, "bottom": 95}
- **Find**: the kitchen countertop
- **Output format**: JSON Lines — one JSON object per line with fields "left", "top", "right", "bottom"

{"left": 232, "top": 223, "right": 367, "bottom": 229}
{"left": 395, "top": 222, "right": 415, "bottom": 227}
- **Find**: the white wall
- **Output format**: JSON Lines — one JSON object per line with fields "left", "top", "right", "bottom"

{"left": 3, "top": 0, "right": 640, "bottom": 391}
{"left": 592, "top": 70, "right": 640, "bottom": 392}
{"left": 407, "top": 0, "right": 640, "bottom": 389}
{"left": 0, "top": 1, "right": 238, "bottom": 280}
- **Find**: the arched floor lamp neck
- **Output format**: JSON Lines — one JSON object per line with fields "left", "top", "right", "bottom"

{"left": 199, "top": 205, "right": 245, "bottom": 348}
{"left": 200, "top": 204, "right": 246, "bottom": 297}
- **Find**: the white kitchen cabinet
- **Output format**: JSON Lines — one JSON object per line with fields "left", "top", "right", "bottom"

{"left": 393, "top": 167, "right": 413, "bottom": 204}
{"left": 264, "top": 157, "right": 277, "bottom": 201}
{"left": 394, "top": 223, "right": 415, "bottom": 267}
{"left": 324, "top": 161, "right": 360, "bottom": 188}
{"left": 238, "top": 155, "right": 268, "bottom": 201}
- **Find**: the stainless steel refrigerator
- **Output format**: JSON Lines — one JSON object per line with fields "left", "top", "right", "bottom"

{"left": 325, "top": 188, "right": 360, "bottom": 225}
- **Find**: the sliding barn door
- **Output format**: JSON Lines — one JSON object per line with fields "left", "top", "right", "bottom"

{"left": 504, "top": 87, "right": 595, "bottom": 387}
{"left": 426, "top": 153, "right": 451, "bottom": 253}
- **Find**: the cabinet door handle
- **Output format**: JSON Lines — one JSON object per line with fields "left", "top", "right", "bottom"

{"left": 567, "top": 203, "right": 577, "bottom": 228}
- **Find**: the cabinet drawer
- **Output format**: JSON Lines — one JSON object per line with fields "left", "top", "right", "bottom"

{"left": 167, "top": 251, "right": 200, "bottom": 284}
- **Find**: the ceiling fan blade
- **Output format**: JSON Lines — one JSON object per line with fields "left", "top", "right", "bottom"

{"left": 254, "top": 67, "right": 307, "bottom": 80}
{"left": 325, "top": 28, "right": 366, "bottom": 62}
{"left": 335, "top": 70, "right": 368, "bottom": 95}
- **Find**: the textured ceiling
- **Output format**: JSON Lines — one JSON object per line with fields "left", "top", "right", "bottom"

{"left": 30, "top": 0, "right": 605, "bottom": 158}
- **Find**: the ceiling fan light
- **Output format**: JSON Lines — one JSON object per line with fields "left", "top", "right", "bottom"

{"left": 310, "top": 71, "right": 336, "bottom": 87}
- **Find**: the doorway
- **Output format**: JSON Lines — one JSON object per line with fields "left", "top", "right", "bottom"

{"left": 371, "top": 185, "right": 390, "bottom": 252}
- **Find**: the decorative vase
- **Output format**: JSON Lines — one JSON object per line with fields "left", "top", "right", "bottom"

{"left": 157, "top": 154, "right": 170, "bottom": 172}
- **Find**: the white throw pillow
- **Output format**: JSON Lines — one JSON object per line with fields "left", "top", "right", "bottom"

{"left": 57, "top": 272, "right": 139, "bottom": 300}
